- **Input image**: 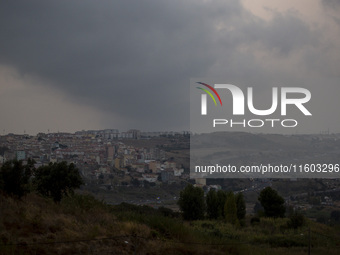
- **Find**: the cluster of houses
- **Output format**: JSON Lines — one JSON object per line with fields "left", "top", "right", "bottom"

{"left": 0, "top": 129, "right": 189, "bottom": 186}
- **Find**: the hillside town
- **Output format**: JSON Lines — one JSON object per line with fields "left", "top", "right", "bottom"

{"left": 0, "top": 129, "right": 191, "bottom": 188}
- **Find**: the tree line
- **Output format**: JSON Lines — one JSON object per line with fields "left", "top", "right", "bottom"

{"left": 178, "top": 184, "right": 287, "bottom": 224}
{"left": 0, "top": 159, "right": 83, "bottom": 202}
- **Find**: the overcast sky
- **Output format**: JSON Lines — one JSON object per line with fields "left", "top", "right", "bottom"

{"left": 0, "top": 0, "right": 339, "bottom": 135}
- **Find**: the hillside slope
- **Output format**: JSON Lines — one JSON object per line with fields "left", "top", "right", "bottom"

{"left": 0, "top": 193, "right": 339, "bottom": 254}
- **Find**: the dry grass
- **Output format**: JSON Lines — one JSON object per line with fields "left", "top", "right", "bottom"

{"left": 1, "top": 193, "right": 340, "bottom": 254}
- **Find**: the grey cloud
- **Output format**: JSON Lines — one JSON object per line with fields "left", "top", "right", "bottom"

{"left": 0, "top": 0, "right": 243, "bottom": 130}
{"left": 0, "top": 0, "right": 336, "bottom": 133}
{"left": 322, "top": 0, "right": 340, "bottom": 9}
{"left": 255, "top": 11, "right": 317, "bottom": 55}
{"left": 321, "top": 0, "right": 340, "bottom": 28}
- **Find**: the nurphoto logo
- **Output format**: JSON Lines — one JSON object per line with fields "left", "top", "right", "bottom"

{"left": 196, "top": 82, "right": 312, "bottom": 128}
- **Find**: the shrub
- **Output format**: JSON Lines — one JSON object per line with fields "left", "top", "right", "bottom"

{"left": 287, "top": 211, "right": 305, "bottom": 229}
{"left": 251, "top": 216, "right": 261, "bottom": 225}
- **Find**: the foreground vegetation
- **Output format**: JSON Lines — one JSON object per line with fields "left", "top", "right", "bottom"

{"left": 0, "top": 193, "right": 339, "bottom": 255}
{"left": 1, "top": 161, "right": 339, "bottom": 254}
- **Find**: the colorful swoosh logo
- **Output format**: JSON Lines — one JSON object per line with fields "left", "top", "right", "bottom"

{"left": 196, "top": 82, "right": 223, "bottom": 106}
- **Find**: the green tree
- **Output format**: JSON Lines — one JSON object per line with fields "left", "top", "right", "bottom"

{"left": 0, "top": 159, "right": 34, "bottom": 198}
{"left": 216, "top": 190, "right": 227, "bottom": 219}
{"left": 178, "top": 184, "right": 205, "bottom": 220}
{"left": 235, "top": 192, "right": 246, "bottom": 221}
{"left": 206, "top": 189, "right": 219, "bottom": 219}
{"left": 258, "top": 187, "right": 285, "bottom": 218}
{"left": 224, "top": 192, "right": 238, "bottom": 225}
{"left": 33, "top": 161, "right": 83, "bottom": 202}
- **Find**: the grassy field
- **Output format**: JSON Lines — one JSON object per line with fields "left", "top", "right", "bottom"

{"left": 0, "top": 193, "right": 339, "bottom": 254}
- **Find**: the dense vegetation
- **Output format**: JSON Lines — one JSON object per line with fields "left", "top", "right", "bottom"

{"left": 0, "top": 193, "right": 340, "bottom": 254}
{"left": 0, "top": 160, "right": 83, "bottom": 202}
{"left": 0, "top": 161, "right": 340, "bottom": 254}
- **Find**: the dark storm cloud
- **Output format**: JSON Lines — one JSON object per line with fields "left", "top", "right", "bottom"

{"left": 0, "top": 0, "right": 325, "bottom": 131}
{"left": 322, "top": 0, "right": 340, "bottom": 9}
{"left": 252, "top": 11, "right": 316, "bottom": 55}
{"left": 322, "top": 0, "right": 340, "bottom": 28}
